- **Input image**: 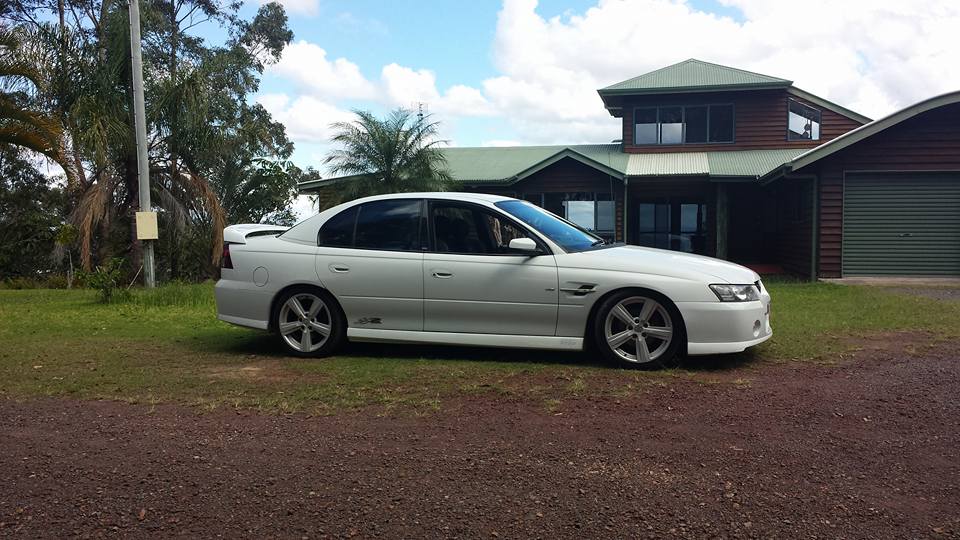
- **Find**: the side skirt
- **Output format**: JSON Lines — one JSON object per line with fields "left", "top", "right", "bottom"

{"left": 347, "top": 328, "right": 584, "bottom": 351}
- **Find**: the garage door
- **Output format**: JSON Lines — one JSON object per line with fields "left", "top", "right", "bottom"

{"left": 843, "top": 173, "right": 960, "bottom": 276}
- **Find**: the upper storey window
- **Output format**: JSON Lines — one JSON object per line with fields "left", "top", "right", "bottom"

{"left": 633, "top": 104, "right": 734, "bottom": 145}
{"left": 788, "top": 99, "right": 821, "bottom": 141}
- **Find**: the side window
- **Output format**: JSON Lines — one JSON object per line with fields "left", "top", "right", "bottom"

{"left": 483, "top": 212, "right": 527, "bottom": 251}
{"left": 788, "top": 99, "right": 821, "bottom": 141}
{"left": 433, "top": 203, "right": 529, "bottom": 254}
{"left": 354, "top": 199, "right": 422, "bottom": 251}
{"left": 318, "top": 206, "right": 358, "bottom": 247}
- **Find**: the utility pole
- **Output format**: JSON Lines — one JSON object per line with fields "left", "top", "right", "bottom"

{"left": 128, "top": 0, "right": 156, "bottom": 287}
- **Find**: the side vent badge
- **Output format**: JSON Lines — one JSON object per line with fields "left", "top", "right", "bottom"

{"left": 559, "top": 283, "right": 598, "bottom": 296}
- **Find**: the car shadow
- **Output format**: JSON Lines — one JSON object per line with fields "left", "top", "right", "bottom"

{"left": 192, "top": 329, "right": 758, "bottom": 372}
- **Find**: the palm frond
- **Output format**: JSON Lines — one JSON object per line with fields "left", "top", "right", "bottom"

{"left": 324, "top": 108, "right": 453, "bottom": 205}
{"left": 70, "top": 173, "right": 118, "bottom": 270}
{"left": 173, "top": 169, "right": 227, "bottom": 265}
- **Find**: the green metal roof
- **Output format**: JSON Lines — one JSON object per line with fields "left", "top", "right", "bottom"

{"left": 625, "top": 149, "right": 807, "bottom": 179}
{"left": 599, "top": 59, "right": 791, "bottom": 96}
{"left": 297, "top": 145, "right": 806, "bottom": 193}
{"left": 443, "top": 144, "right": 627, "bottom": 183}
{"left": 706, "top": 149, "right": 808, "bottom": 178}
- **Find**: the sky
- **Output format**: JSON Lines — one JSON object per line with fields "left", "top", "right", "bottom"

{"left": 224, "top": 0, "right": 960, "bottom": 217}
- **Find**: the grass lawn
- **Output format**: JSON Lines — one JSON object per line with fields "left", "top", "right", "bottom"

{"left": 1, "top": 281, "right": 958, "bottom": 414}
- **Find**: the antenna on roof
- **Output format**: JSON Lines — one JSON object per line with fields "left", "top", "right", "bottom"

{"left": 412, "top": 101, "right": 429, "bottom": 120}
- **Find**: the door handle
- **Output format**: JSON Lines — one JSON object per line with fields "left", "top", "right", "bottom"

{"left": 329, "top": 263, "right": 350, "bottom": 273}
{"left": 431, "top": 270, "right": 454, "bottom": 279}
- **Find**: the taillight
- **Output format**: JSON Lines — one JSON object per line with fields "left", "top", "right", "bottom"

{"left": 222, "top": 243, "right": 233, "bottom": 269}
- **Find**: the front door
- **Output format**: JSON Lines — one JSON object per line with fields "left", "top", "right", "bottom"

{"left": 423, "top": 201, "right": 559, "bottom": 336}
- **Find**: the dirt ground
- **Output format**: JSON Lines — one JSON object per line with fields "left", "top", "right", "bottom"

{"left": 2, "top": 335, "right": 959, "bottom": 539}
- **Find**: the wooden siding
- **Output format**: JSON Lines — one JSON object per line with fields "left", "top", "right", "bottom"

{"left": 621, "top": 89, "right": 864, "bottom": 154}
{"left": 811, "top": 103, "right": 960, "bottom": 277}
{"left": 468, "top": 157, "right": 626, "bottom": 242}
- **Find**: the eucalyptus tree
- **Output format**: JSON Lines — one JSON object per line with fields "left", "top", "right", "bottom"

{"left": 324, "top": 108, "right": 453, "bottom": 206}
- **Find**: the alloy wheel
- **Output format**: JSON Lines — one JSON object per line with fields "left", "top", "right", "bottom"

{"left": 603, "top": 296, "right": 674, "bottom": 364}
{"left": 278, "top": 293, "right": 332, "bottom": 353}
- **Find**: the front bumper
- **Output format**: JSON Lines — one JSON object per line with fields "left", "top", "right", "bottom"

{"left": 676, "top": 295, "right": 772, "bottom": 356}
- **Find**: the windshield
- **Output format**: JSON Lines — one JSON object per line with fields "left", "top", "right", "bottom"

{"left": 495, "top": 200, "right": 603, "bottom": 252}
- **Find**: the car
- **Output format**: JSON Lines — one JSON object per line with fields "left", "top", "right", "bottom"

{"left": 214, "top": 192, "right": 772, "bottom": 369}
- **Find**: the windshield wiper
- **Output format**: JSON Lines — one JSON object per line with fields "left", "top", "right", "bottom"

{"left": 590, "top": 239, "right": 606, "bottom": 247}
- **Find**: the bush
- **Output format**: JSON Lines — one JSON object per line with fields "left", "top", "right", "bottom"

{"left": 84, "top": 258, "right": 131, "bottom": 303}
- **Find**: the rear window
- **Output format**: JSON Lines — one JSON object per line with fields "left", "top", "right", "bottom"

{"left": 318, "top": 206, "right": 358, "bottom": 247}
{"left": 354, "top": 199, "right": 422, "bottom": 251}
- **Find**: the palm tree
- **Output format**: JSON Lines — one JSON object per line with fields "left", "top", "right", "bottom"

{"left": 0, "top": 28, "right": 64, "bottom": 162}
{"left": 324, "top": 108, "right": 453, "bottom": 206}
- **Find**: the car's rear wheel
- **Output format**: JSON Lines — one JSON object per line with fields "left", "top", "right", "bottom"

{"left": 273, "top": 287, "right": 345, "bottom": 357}
{"left": 593, "top": 290, "right": 684, "bottom": 369}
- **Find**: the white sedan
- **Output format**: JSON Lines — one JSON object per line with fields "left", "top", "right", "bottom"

{"left": 215, "top": 193, "right": 772, "bottom": 368}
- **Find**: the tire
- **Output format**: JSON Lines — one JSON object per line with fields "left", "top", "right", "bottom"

{"left": 592, "top": 289, "right": 685, "bottom": 369}
{"left": 272, "top": 286, "right": 346, "bottom": 358}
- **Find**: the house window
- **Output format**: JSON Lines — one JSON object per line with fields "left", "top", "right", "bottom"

{"left": 685, "top": 106, "right": 708, "bottom": 143}
{"left": 659, "top": 107, "right": 684, "bottom": 144}
{"left": 788, "top": 99, "right": 821, "bottom": 141}
{"left": 634, "top": 108, "right": 658, "bottom": 144}
{"left": 636, "top": 200, "right": 708, "bottom": 254}
{"left": 708, "top": 104, "right": 734, "bottom": 143}
{"left": 527, "top": 192, "right": 616, "bottom": 239}
{"left": 633, "top": 104, "right": 734, "bottom": 145}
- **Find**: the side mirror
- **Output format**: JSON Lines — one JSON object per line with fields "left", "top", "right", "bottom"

{"left": 508, "top": 237, "right": 540, "bottom": 254}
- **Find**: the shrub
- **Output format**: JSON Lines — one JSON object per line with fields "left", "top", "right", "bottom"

{"left": 85, "top": 258, "right": 131, "bottom": 303}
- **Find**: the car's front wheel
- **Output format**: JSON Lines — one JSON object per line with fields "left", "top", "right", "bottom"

{"left": 593, "top": 290, "right": 684, "bottom": 369}
{"left": 273, "top": 287, "right": 345, "bottom": 357}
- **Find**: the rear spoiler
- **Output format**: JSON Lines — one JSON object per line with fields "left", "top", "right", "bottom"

{"left": 223, "top": 224, "right": 290, "bottom": 244}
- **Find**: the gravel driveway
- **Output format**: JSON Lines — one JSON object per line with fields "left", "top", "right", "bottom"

{"left": 2, "top": 334, "right": 958, "bottom": 539}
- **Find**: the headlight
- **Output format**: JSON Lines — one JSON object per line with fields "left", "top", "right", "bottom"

{"left": 709, "top": 283, "right": 760, "bottom": 302}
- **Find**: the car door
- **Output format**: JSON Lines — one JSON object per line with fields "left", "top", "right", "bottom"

{"left": 423, "top": 200, "right": 559, "bottom": 336}
{"left": 315, "top": 199, "right": 424, "bottom": 331}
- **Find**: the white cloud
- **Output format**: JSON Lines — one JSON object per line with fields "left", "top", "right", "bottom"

{"left": 380, "top": 64, "right": 496, "bottom": 116}
{"left": 268, "top": 41, "right": 377, "bottom": 100}
{"left": 258, "top": 0, "right": 319, "bottom": 16}
{"left": 461, "top": 0, "right": 960, "bottom": 142}
{"left": 264, "top": 0, "right": 960, "bottom": 153}
{"left": 256, "top": 93, "right": 355, "bottom": 144}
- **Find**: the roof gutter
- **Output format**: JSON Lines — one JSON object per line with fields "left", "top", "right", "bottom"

{"left": 598, "top": 82, "right": 790, "bottom": 98}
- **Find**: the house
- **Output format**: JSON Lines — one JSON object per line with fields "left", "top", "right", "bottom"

{"left": 299, "top": 59, "right": 960, "bottom": 279}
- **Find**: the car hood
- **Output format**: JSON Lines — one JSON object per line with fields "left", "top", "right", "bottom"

{"left": 558, "top": 245, "right": 760, "bottom": 284}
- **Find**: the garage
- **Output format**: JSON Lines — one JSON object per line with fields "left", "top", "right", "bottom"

{"left": 843, "top": 173, "right": 960, "bottom": 276}
{"left": 766, "top": 90, "right": 960, "bottom": 279}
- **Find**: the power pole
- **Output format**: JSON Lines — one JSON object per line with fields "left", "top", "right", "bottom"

{"left": 128, "top": 0, "right": 156, "bottom": 287}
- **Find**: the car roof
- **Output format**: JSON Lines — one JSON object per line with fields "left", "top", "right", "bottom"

{"left": 347, "top": 192, "right": 515, "bottom": 204}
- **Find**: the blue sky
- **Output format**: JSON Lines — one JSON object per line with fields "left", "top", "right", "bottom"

{"left": 227, "top": 0, "right": 960, "bottom": 176}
